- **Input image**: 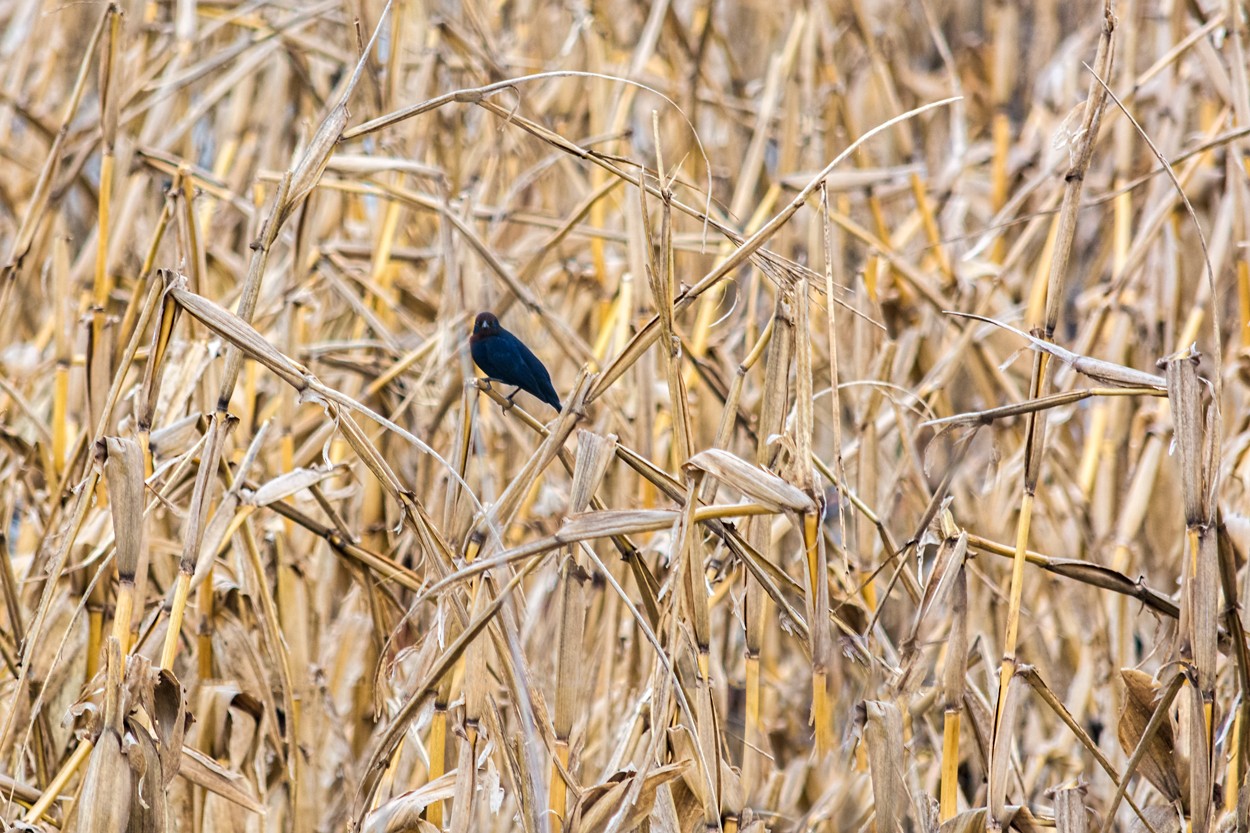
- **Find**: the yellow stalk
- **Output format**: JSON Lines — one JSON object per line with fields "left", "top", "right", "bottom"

{"left": 93, "top": 154, "right": 114, "bottom": 310}
{"left": 1077, "top": 403, "right": 1108, "bottom": 497}
{"left": 590, "top": 296, "right": 619, "bottom": 362}
{"left": 990, "top": 111, "right": 1010, "bottom": 262}
{"left": 910, "top": 171, "right": 952, "bottom": 285}
{"left": 692, "top": 504, "right": 776, "bottom": 522}
{"left": 864, "top": 256, "right": 879, "bottom": 301}
{"left": 427, "top": 702, "right": 448, "bottom": 826}
{"left": 805, "top": 512, "right": 832, "bottom": 754}
{"left": 1188, "top": 526, "right": 1201, "bottom": 582}
{"left": 1177, "top": 305, "right": 1205, "bottom": 349}
{"left": 197, "top": 573, "right": 214, "bottom": 680}
{"left": 995, "top": 491, "right": 1034, "bottom": 722}
{"left": 549, "top": 740, "right": 570, "bottom": 823}
{"left": 111, "top": 583, "right": 134, "bottom": 654}
{"left": 1239, "top": 260, "right": 1250, "bottom": 348}
{"left": 161, "top": 571, "right": 192, "bottom": 670}
{"left": 52, "top": 366, "right": 68, "bottom": 475}
{"left": 22, "top": 738, "right": 94, "bottom": 823}
{"left": 85, "top": 604, "right": 104, "bottom": 681}
{"left": 940, "top": 711, "right": 961, "bottom": 819}
{"left": 1026, "top": 217, "right": 1060, "bottom": 326}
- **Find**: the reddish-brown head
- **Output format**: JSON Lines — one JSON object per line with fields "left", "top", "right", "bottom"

{"left": 471, "top": 311, "right": 501, "bottom": 343}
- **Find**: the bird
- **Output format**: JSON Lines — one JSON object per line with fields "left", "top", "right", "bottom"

{"left": 469, "top": 312, "right": 562, "bottom": 412}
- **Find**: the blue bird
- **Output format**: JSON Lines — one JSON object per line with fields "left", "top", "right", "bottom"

{"left": 469, "top": 312, "right": 562, "bottom": 412}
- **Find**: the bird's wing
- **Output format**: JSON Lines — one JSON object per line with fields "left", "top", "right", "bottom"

{"left": 476, "top": 334, "right": 543, "bottom": 389}
{"left": 518, "top": 343, "right": 560, "bottom": 406}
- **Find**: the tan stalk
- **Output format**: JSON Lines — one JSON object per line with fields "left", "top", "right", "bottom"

{"left": 1108, "top": 424, "right": 1165, "bottom": 665}
{"left": 1102, "top": 670, "right": 1186, "bottom": 830}
{"left": 861, "top": 700, "right": 910, "bottom": 833}
{"left": 87, "top": 6, "right": 122, "bottom": 439}
{"left": 940, "top": 563, "right": 968, "bottom": 820}
{"left": 691, "top": 12, "right": 804, "bottom": 361}
{"left": 990, "top": 11, "right": 1116, "bottom": 821}
{"left": 1111, "top": 3, "right": 1138, "bottom": 286}
{"left": 550, "top": 432, "right": 615, "bottom": 822}
{"left": 425, "top": 391, "right": 476, "bottom": 830}
{"left": 160, "top": 411, "right": 233, "bottom": 670}
{"left": 101, "top": 438, "right": 144, "bottom": 653}
{"left": 52, "top": 232, "right": 72, "bottom": 477}
{"left": 0, "top": 6, "right": 111, "bottom": 336}
{"left": 1015, "top": 667, "right": 1155, "bottom": 830}
{"left": 792, "top": 244, "right": 832, "bottom": 755}
{"left": 1054, "top": 784, "right": 1087, "bottom": 833}
{"left": 1220, "top": 0, "right": 1250, "bottom": 805}
{"left": 856, "top": 399, "right": 880, "bottom": 614}
{"left": 1217, "top": 515, "right": 1250, "bottom": 808}
{"left": 676, "top": 473, "right": 719, "bottom": 829}
{"left": 1163, "top": 349, "right": 1217, "bottom": 832}
{"left": 989, "top": 0, "right": 1018, "bottom": 263}
{"left": 137, "top": 256, "right": 184, "bottom": 475}
{"left": 0, "top": 470, "right": 100, "bottom": 760}
{"left": 743, "top": 297, "right": 793, "bottom": 804}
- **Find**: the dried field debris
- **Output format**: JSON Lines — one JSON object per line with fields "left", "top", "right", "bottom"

{"left": 1, "top": 1, "right": 1250, "bottom": 832}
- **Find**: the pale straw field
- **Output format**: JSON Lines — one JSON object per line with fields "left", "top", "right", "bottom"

{"left": 0, "top": 1, "right": 1248, "bottom": 832}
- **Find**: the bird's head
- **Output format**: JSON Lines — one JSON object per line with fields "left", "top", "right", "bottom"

{"left": 472, "top": 312, "right": 501, "bottom": 341}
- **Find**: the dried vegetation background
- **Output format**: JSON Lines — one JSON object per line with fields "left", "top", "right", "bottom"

{"left": 1, "top": 0, "right": 1250, "bottom": 831}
